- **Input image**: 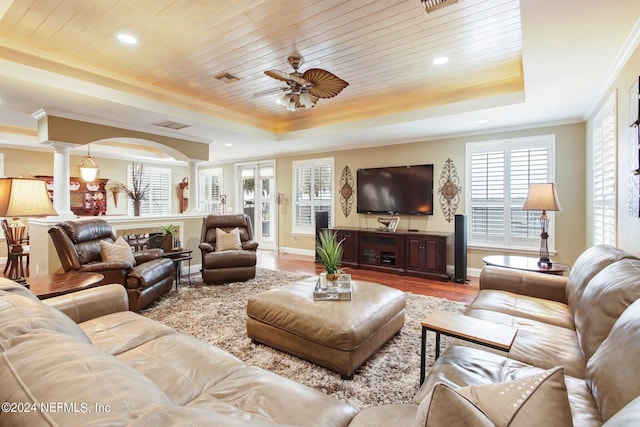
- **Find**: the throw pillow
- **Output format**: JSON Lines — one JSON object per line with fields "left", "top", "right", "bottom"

{"left": 415, "top": 366, "right": 572, "bottom": 427}
{"left": 100, "top": 236, "right": 136, "bottom": 266}
{"left": 414, "top": 383, "right": 493, "bottom": 427}
{"left": 215, "top": 227, "right": 242, "bottom": 251}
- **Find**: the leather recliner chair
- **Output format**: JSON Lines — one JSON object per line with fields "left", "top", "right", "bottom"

{"left": 48, "top": 218, "right": 174, "bottom": 312}
{"left": 199, "top": 214, "right": 258, "bottom": 284}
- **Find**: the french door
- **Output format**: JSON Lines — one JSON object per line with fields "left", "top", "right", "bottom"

{"left": 236, "top": 161, "right": 276, "bottom": 250}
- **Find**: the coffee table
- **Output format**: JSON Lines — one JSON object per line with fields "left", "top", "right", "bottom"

{"left": 26, "top": 272, "right": 104, "bottom": 299}
{"left": 420, "top": 310, "right": 517, "bottom": 385}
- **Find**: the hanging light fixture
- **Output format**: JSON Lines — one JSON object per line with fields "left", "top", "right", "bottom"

{"left": 79, "top": 144, "right": 99, "bottom": 182}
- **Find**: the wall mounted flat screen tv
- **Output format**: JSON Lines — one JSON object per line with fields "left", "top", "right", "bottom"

{"left": 356, "top": 164, "right": 434, "bottom": 215}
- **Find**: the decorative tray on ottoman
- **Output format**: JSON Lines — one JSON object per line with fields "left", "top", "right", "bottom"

{"left": 313, "top": 274, "right": 352, "bottom": 301}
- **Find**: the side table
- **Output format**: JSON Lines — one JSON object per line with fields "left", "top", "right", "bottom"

{"left": 420, "top": 310, "right": 517, "bottom": 385}
{"left": 482, "top": 255, "right": 570, "bottom": 275}
{"left": 163, "top": 249, "right": 193, "bottom": 290}
{"left": 26, "top": 272, "right": 104, "bottom": 299}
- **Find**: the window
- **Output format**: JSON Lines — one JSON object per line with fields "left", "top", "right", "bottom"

{"left": 292, "top": 157, "right": 334, "bottom": 234}
{"left": 127, "top": 165, "right": 171, "bottom": 215}
{"left": 199, "top": 168, "right": 223, "bottom": 214}
{"left": 592, "top": 93, "right": 617, "bottom": 246}
{"left": 466, "top": 135, "right": 556, "bottom": 250}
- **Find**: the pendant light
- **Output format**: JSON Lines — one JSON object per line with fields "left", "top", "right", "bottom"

{"left": 79, "top": 144, "right": 99, "bottom": 182}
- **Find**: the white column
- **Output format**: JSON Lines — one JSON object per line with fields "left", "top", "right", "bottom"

{"left": 48, "top": 142, "right": 75, "bottom": 218}
{"left": 184, "top": 160, "right": 202, "bottom": 213}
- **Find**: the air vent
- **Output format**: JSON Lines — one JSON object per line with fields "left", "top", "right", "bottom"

{"left": 212, "top": 71, "right": 240, "bottom": 83}
{"left": 421, "top": 0, "right": 458, "bottom": 13}
{"left": 152, "top": 120, "right": 190, "bottom": 130}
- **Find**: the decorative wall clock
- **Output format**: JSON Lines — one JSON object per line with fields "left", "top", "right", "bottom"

{"left": 339, "top": 165, "right": 354, "bottom": 217}
{"left": 438, "top": 158, "right": 461, "bottom": 222}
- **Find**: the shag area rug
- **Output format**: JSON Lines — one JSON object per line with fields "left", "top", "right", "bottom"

{"left": 141, "top": 268, "right": 467, "bottom": 410}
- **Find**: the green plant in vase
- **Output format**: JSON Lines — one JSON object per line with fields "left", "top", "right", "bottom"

{"left": 316, "top": 229, "right": 344, "bottom": 285}
{"left": 161, "top": 224, "right": 177, "bottom": 235}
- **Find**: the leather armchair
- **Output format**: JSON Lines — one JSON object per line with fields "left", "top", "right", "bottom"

{"left": 199, "top": 214, "right": 258, "bottom": 284}
{"left": 48, "top": 218, "right": 174, "bottom": 312}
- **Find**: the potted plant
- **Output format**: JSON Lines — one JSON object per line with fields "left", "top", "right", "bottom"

{"left": 110, "top": 162, "right": 148, "bottom": 216}
{"left": 161, "top": 223, "right": 177, "bottom": 252}
{"left": 316, "top": 229, "right": 345, "bottom": 288}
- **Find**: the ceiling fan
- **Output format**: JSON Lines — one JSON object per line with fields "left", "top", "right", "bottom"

{"left": 252, "top": 55, "right": 349, "bottom": 111}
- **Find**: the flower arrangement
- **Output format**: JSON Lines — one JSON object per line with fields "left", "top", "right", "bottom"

{"left": 108, "top": 162, "right": 148, "bottom": 216}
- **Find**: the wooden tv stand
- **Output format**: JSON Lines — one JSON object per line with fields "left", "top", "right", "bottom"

{"left": 331, "top": 227, "right": 451, "bottom": 281}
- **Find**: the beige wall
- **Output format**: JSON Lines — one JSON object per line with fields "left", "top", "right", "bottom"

{"left": 270, "top": 122, "right": 586, "bottom": 269}
{"left": 586, "top": 44, "right": 640, "bottom": 256}
{"left": 0, "top": 147, "right": 189, "bottom": 258}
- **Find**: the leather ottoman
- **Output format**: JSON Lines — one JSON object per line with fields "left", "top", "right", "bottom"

{"left": 246, "top": 277, "right": 406, "bottom": 378}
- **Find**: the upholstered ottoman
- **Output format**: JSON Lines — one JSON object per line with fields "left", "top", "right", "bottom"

{"left": 246, "top": 277, "right": 406, "bottom": 378}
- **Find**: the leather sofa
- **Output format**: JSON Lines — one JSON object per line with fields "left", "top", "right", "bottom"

{"left": 0, "top": 280, "right": 357, "bottom": 426}
{"left": 350, "top": 245, "right": 640, "bottom": 426}
{"left": 199, "top": 213, "right": 258, "bottom": 284}
{"left": 2, "top": 244, "right": 639, "bottom": 426}
{"left": 48, "top": 218, "right": 174, "bottom": 312}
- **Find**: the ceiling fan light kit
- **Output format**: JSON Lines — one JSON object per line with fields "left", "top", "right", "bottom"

{"left": 256, "top": 55, "right": 348, "bottom": 111}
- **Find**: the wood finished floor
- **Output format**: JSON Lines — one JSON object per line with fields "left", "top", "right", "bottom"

{"left": 2, "top": 251, "right": 479, "bottom": 304}
{"left": 257, "top": 251, "right": 479, "bottom": 304}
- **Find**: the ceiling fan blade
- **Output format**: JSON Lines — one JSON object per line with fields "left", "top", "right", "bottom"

{"left": 250, "top": 87, "right": 289, "bottom": 99}
{"left": 303, "top": 68, "right": 349, "bottom": 99}
{"left": 264, "top": 70, "right": 310, "bottom": 86}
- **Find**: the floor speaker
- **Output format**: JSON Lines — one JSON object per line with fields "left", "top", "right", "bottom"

{"left": 454, "top": 214, "right": 467, "bottom": 283}
{"left": 315, "top": 211, "right": 329, "bottom": 263}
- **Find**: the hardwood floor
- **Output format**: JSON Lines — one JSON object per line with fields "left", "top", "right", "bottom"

{"left": 2, "top": 250, "right": 479, "bottom": 304}
{"left": 257, "top": 250, "right": 479, "bottom": 304}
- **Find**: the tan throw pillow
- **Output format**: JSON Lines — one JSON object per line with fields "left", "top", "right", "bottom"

{"left": 215, "top": 227, "right": 242, "bottom": 251}
{"left": 415, "top": 366, "right": 572, "bottom": 427}
{"left": 415, "top": 383, "right": 493, "bottom": 427}
{"left": 100, "top": 236, "right": 136, "bottom": 266}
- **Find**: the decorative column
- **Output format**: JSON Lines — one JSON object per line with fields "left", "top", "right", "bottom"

{"left": 48, "top": 142, "right": 75, "bottom": 218}
{"left": 184, "top": 160, "right": 202, "bottom": 213}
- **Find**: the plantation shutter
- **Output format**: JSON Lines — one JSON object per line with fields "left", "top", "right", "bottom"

{"left": 470, "top": 151, "right": 505, "bottom": 237}
{"left": 467, "top": 136, "right": 555, "bottom": 250}
{"left": 128, "top": 166, "right": 171, "bottom": 216}
{"left": 292, "top": 158, "right": 334, "bottom": 234}
{"left": 200, "top": 169, "right": 223, "bottom": 213}
{"left": 593, "top": 93, "right": 617, "bottom": 246}
{"left": 510, "top": 147, "right": 549, "bottom": 238}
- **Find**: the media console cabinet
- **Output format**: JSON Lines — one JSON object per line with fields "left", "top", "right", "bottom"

{"left": 331, "top": 227, "right": 452, "bottom": 281}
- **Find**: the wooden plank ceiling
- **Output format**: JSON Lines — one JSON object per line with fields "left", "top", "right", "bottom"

{"left": 0, "top": 0, "right": 523, "bottom": 133}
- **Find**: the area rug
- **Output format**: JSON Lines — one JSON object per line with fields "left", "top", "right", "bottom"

{"left": 141, "top": 268, "right": 467, "bottom": 410}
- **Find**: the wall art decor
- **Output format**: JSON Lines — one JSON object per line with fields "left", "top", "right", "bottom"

{"left": 438, "top": 158, "right": 461, "bottom": 222}
{"left": 339, "top": 165, "right": 354, "bottom": 217}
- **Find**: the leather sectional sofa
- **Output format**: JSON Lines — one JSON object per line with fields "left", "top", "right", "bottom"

{"left": 1, "top": 244, "right": 639, "bottom": 426}
{"left": 352, "top": 244, "right": 640, "bottom": 426}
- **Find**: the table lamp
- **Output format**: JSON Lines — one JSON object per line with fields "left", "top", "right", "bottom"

{"left": 0, "top": 177, "right": 57, "bottom": 248}
{"left": 523, "top": 183, "right": 561, "bottom": 267}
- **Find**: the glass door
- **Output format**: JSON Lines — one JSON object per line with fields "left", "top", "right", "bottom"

{"left": 238, "top": 162, "right": 276, "bottom": 250}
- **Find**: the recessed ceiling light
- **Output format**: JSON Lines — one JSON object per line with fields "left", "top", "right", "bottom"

{"left": 224, "top": 143, "right": 233, "bottom": 147}
{"left": 433, "top": 56, "right": 449, "bottom": 65}
{"left": 476, "top": 119, "right": 489, "bottom": 124}
{"left": 117, "top": 33, "right": 138, "bottom": 45}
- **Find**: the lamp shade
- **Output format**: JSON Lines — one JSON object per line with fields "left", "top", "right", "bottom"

{"left": 0, "top": 178, "right": 57, "bottom": 217}
{"left": 523, "top": 183, "right": 561, "bottom": 212}
{"left": 79, "top": 155, "right": 99, "bottom": 182}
